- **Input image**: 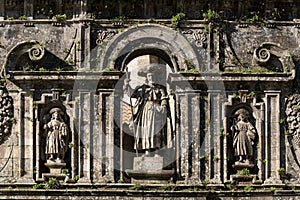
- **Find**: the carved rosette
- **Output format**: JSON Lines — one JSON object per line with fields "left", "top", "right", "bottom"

{"left": 0, "top": 86, "right": 14, "bottom": 145}
{"left": 286, "top": 94, "right": 300, "bottom": 147}
{"left": 96, "top": 30, "right": 118, "bottom": 45}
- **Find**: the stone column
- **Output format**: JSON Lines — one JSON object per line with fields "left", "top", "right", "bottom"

{"left": 80, "top": 23, "right": 91, "bottom": 70}
{"left": 77, "top": 90, "right": 93, "bottom": 183}
{"left": 207, "top": 90, "right": 223, "bottom": 185}
{"left": 187, "top": 92, "right": 203, "bottom": 184}
{"left": 175, "top": 92, "right": 188, "bottom": 183}
{"left": 176, "top": 91, "right": 203, "bottom": 184}
{"left": 20, "top": 91, "right": 35, "bottom": 182}
{"left": 92, "top": 89, "right": 115, "bottom": 183}
{"left": 263, "top": 91, "right": 283, "bottom": 186}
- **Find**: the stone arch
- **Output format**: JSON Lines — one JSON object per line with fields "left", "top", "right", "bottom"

{"left": 98, "top": 24, "right": 201, "bottom": 72}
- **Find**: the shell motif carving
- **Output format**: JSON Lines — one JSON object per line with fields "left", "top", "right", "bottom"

{"left": 96, "top": 30, "right": 117, "bottom": 45}
{"left": 286, "top": 94, "right": 300, "bottom": 147}
{"left": 192, "top": 30, "right": 207, "bottom": 48}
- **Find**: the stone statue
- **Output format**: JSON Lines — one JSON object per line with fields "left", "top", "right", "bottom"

{"left": 124, "top": 64, "right": 172, "bottom": 156}
{"left": 44, "top": 107, "right": 69, "bottom": 162}
{"left": 231, "top": 108, "right": 256, "bottom": 164}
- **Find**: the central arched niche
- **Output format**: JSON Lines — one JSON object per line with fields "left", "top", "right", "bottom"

{"left": 120, "top": 54, "right": 175, "bottom": 183}
{"left": 98, "top": 24, "right": 202, "bottom": 72}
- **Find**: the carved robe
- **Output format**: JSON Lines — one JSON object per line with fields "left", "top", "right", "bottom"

{"left": 45, "top": 119, "right": 68, "bottom": 158}
{"left": 131, "top": 83, "right": 170, "bottom": 150}
{"left": 233, "top": 121, "right": 256, "bottom": 157}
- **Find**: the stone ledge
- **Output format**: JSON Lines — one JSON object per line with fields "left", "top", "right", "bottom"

{"left": 0, "top": 188, "right": 299, "bottom": 199}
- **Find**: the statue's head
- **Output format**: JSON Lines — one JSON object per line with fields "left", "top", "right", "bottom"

{"left": 49, "top": 107, "right": 64, "bottom": 120}
{"left": 137, "top": 63, "right": 164, "bottom": 84}
{"left": 235, "top": 108, "right": 250, "bottom": 122}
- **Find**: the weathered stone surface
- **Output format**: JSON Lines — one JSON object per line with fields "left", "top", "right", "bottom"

{"left": 0, "top": 1, "right": 300, "bottom": 198}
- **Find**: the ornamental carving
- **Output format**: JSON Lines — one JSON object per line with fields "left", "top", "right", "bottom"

{"left": 0, "top": 86, "right": 14, "bottom": 145}
{"left": 96, "top": 30, "right": 118, "bottom": 45}
{"left": 28, "top": 43, "right": 45, "bottom": 61}
{"left": 252, "top": 42, "right": 294, "bottom": 72}
{"left": 182, "top": 29, "right": 207, "bottom": 48}
{"left": 286, "top": 94, "right": 300, "bottom": 147}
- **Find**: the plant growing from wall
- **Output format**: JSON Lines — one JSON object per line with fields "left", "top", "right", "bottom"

{"left": 203, "top": 9, "right": 220, "bottom": 22}
{"left": 53, "top": 14, "right": 67, "bottom": 22}
{"left": 240, "top": 168, "right": 250, "bottom": 176}
{"left": 171, "top": 13, "right": 185, "bottom": 27}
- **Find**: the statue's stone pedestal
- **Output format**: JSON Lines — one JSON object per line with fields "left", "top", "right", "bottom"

{"left": 230, "top": 162, "right": 257, "bottom": 184}
{"left": 42, "top": 159, "right": 67, "bottom": 181}
{"left": 125, "top": 156, "right": 174, "bottom": 184}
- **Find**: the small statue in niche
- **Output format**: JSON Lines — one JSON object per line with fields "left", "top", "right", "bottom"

{"left": 124, "top": 64, "right": 172, "bottom": 156}
{"left": 231, "top": 108, "right": 257, "bottom": 164}
{"left": 44, "top": 107, "right": 69, "bottom": 162}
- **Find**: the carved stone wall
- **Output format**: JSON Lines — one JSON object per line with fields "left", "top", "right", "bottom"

{"left": 0, "top": 2, "right": 300, "bottom": 198}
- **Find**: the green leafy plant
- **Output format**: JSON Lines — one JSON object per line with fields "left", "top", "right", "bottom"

{"left": 38, "top": 67, "right": 47, "bottom": 71}
{"left": 75, "top": 97, "right": 80, "bottom": 103}
{"left": 244, "top": 185, "right": 253, "bottom": 191}
{"left": 74, "top": 175, "right": 79, "bottom": 181}
{"left": 53, "top": 14, "right": 67, "bottom": 22}
{"left": 246, "top": 14, "right": 259, "bottom": 22}
{"left": 232, "top": 93, "right": 239, "bottom": 99}
{"left": 6, "top": 16, "right": 14, "bottom": 20}
{"left": 104, "top": 179, "right": 112, "bottom": 184}
{"left": 61, "top": 168, "right": 69, "bottom": 174}
{"left": 129, "top": 184, "right": 147, "bottom": 190}
{"left": 45, "top": 177, "right": 60, "bottom": 189}
{"left": 240, "top": 168, "right": 250, "bottom": 176}
{"left": 33, "top": 184, "right": 42, "bottom": 189}
{"left": 185, "top": 69, "right": 200, "bottom": 73}
{"left": 18, "top": 15, "right": 26, "bottom": 20}
{"left": 247, "top": 91, "right": 256, "bottom": 98}
{"left": 213, "top": 155, "right": 219, "bottom": 161}
{"left": 277, "top": 168, "right": 285, "bottom": 175}
{"left": 201, "top": 179, "right": 210, "bottom": 187}
{"left": 160, "top": 184, "right": 177, "bottom": 191}
{"left": 171, "top": 13, "right": 185, "bottom": 27}
{"left": 203, "top": 9, "right": 220, "bottom": 22}
{"left": 68, "top": 142, "right": 74, "bottom": 148}
{"left": 295, "top": 104, "right": 300, "bottom": 111}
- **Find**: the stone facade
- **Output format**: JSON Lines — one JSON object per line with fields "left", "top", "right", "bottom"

{"left": 0, "top": 0, "right": 300, "bottom": 199}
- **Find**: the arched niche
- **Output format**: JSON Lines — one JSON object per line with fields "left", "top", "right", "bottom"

{"left": 98, "top": 24, "right": 201, "bottom": 72}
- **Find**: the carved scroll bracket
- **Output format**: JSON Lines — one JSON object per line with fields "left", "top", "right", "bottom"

{"left": 1, "top": 40, "right": 45, "bottom": 76}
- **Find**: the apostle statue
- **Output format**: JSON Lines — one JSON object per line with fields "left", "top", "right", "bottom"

{"left": 44, "top": 107, "right": 69, "bottom": 162}
{"left": 124, "top": 64, "right": 172, "bottom": 156}
{"left": 231, "top": 108, "right": 257, "bottom": 164}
